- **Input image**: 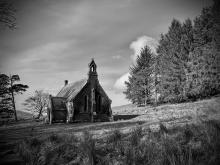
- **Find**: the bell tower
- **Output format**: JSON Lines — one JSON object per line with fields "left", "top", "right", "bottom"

{"left": 88, "top": 58, "right": 98, "bottom": 122}
{"left": 88, "top": 58, "right": 98, "bottom": 82}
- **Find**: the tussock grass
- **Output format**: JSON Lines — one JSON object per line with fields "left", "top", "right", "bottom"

{"left": 80, "top": 131, "right": 96, "bottom": 165}
{"left": 17, "top": 120, "right": 220, "bottom": 165}
{"left": 129, "top": 126, "right": 143, "bottom": 146}
{"left": 17, "top": 133, "right": 79, "bottom": 165}
{"left": 106, "top": 129, "right": 123, "bottom": 144}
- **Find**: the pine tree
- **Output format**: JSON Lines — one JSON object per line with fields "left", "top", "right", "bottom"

{"left": 124, "top": 46, "right": 155, "bottom": 106}
{"left": 157, "top": 18, "right": 195, "bottom": 103}
{"left": 0, "top": 74, "right": 12, "bottom": 112}
{"left": 0, "top": 74, "right": 28, "bottom": 121}
{"left": 188, "top": 1, "right": 220, "bottom": 99}
{"left": 125, "top": 0, "right": 220, "bottom": 105}
{"left": 154, "top": 55, "right": 160, "bottom": 105}
{"left": 156, "top": 1, "right": 220, "bottom": 102}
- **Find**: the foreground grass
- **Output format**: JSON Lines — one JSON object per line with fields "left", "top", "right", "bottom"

{"left": 17, "top": 120, "right": 220, "bottom": 165}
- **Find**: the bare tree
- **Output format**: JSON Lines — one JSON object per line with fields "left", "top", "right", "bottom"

{"left": 23, "top": 90, "right": 50, "bottom": 119}
{"left": 0, "top": 1, "right": 16, "bottom": 29}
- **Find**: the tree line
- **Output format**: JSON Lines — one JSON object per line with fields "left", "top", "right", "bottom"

{"left": 124, "top": 0, "right": 220, "bottom": 106}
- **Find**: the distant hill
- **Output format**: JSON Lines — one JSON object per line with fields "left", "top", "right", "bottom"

{"left": 112, "top": 104, "right": 136, "bottom": 114}
{"left": 112, "top": 104, "right": 135, "bottom": 110}
{"left": 0, "top": 110, "right": 33, "bottom": 124}
{"left": 112, "top": 103, "right": 151, "bottom": 115}
{"left": 17, "top": 110, "right": 33, "bottom": 119}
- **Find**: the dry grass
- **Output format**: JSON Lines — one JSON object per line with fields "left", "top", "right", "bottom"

{"left": 16, "top": 120, "right": 220, "bottom": 165}
{"left": 1, "top": 97, "right": 220, "bottom": 164}
{"left": 113, "top": 97, "right": 220, "bottom": 119}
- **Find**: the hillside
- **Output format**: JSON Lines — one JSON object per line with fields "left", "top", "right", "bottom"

{"left": 112, "top": 96, "right": 220, "bottom": 116}
{"left": 112, "top": 96, "right": 220, "bottom": 129}
{"left": 0, "top": 97, "right": 220, "bottom": 164}
{"left": 1, "top": 96, "right": 219, "bottom": 136}
{"left": 112, "top": 104, "right": 137, "bottom": 114}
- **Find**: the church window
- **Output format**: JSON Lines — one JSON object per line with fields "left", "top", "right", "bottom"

{"left": 84, "top": 95, "right": 88, "bottom": 112}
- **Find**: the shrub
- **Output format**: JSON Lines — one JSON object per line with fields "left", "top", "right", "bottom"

{"left": 161, "top": 136, "right": 193, "bottom": 165}
{"left": 47, "top": 133, "right": 62, "bottom": 144}
{"left": 17, "top": 140, "right": 36, "bottom": 165}
{"left": 17, "top": 137, "right": 43, "bottom": 165}
{"left": 159, "top": 123, "right": 168, "bottom": 135}
{"left": 183, "top": 124, "right": 194, "bottom": 143}
{"left": 124, "top": 138, "right": 161, "bottom": 165}
{"left": 17, "top": 134, "right": 79, "bottom": 165}
{"left": 129, "top": 126, "right": 142, "bottom": 146}
{"left": 198, "top": 120, "right": 220, "bottom": 164}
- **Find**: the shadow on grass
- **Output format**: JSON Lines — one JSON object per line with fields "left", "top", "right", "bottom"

{"left": 113, "top": 115, "right": 139, "bottom": 121}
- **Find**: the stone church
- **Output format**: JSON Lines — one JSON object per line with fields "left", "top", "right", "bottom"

{"left": 48, "top": 59, "right": 112, "bottom": 123}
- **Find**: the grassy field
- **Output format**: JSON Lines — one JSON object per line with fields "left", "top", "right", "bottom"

{"left": 0, "top": 96, "right": 220, "bottom": 164}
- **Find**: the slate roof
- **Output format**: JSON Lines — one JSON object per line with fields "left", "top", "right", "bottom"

{"left": 56, "top": 79, "right": 87, "bottom": 101}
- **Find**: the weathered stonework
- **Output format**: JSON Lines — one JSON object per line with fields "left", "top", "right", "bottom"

{"left": 48, "top": 59, "right": 112, "bottom": 123}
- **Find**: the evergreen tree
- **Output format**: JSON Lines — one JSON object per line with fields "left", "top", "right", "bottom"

{"left": 0, "top": 74, "right": 28, "bottom": 121}
{"left": 154, "top": 55, "right": 161, "bottom": 105}
{"left": 157, "top": 19, "right": 193, "bottom": 103}
{"left": 124, "top": 46, "right": 155, "bottom": 106}
{"left": 125, "top": 0, "right": 220, "bottom": 105}
{"left": 156, "top": 0, "right": 220, "bottom": 102}
{"left": 188, "top": 0, "right": 220, "bottom": 99}
{"left": 0, "top": 74, "right": 12, "bottom": 112}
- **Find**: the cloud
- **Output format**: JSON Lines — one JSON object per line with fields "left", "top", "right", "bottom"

{"left": 114, "top": 72, "right": 130, "bottom": 91}
{"left": 1, "top": 0, "right": 207, "bottom": 109}
{"left": 114, "top": 35, "right": 158, "bottom": 92}
{"left": 105, "top": 89, "right": 129, "bottom": 107}
{"left": 130, "top": 35, "right": 158, "bottom": 62}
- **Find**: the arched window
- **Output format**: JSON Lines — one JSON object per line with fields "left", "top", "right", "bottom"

{"left": 84, "top": 95, "right": 88, "bottom": 112}
{"left": 90, "top": 64, "right": 96, "bottom": 73}
{"left": 99, "top": 95, "right": 102, "bottom": 112}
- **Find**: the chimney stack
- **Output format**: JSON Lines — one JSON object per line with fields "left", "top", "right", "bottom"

{"left": 64, "top": 80, "right": 68, "bottom": 86}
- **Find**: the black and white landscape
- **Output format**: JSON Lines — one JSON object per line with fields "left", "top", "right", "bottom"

{"left": 0, "top": 0, "right": 220, "bottom": 164}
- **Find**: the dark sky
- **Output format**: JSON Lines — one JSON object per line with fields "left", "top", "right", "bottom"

{"left": 0, "top": 0, "right": 212, "bottom": 109}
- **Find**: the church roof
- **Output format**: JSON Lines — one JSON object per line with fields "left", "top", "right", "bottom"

{"left": 56, "top": 79, "right": 87, "bottom": 101}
